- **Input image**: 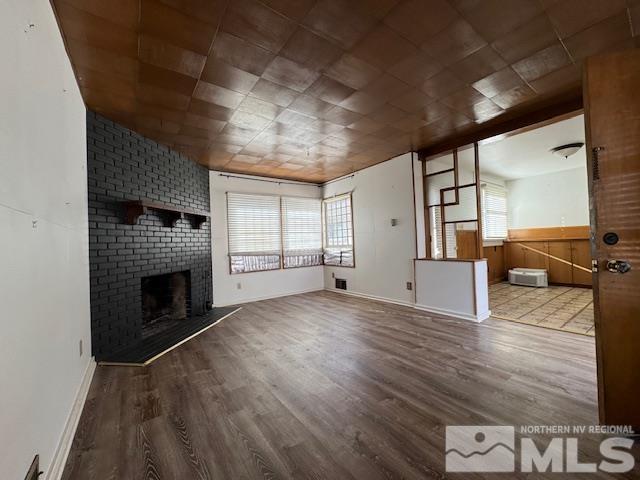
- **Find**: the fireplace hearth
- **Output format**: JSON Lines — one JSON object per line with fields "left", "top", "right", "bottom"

{"left": 141, "top": 271, "right": 191, "bottom": 338}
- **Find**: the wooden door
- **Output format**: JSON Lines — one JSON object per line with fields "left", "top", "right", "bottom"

{"left": 571, "top": 240, "right": 593, "bottom": 286}
{"left": 521, "top": 241, "right": 549, "bottom": 270}
{"left": 456, "top": 230, "right": 478, "bottom": 259}
{"left": 548, "top": 241, "right": 573, "bottom": 284}
{"left": 584, "top": 49, "right": 640, "bottom": 428}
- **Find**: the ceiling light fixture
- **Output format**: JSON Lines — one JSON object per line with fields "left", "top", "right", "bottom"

{"left": 551, "top": 142, "right": 584, "bottom": 159}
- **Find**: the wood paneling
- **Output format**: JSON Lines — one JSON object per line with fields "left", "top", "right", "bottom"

{"left": 62, "top": 291, "right": 610, "bottom": 480}
{"left": 455, "top": 229, "right": 478, "bottom": 259}
{"left": 51, "top": 0, "right": 637, "bottom": 182}
{"left": 508, "top": 225, "right": 590, "bottom": 241}
{"left": 483, "top": 244, "right": 506, "bottom": 283}
{"left": 571, "top": 240, "right": 593, "bottom": 286}
{"left": 548, "top": 240, "right": 574, "bottom": 284}
{"left": 585, "top": 49, "right": 640, "bottom": 428}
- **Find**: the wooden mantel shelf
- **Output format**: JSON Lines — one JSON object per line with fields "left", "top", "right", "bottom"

{"left": 123, "top": 200, "right": 210, "bottom": 228}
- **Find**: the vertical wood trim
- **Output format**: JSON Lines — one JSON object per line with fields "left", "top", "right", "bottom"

{"left": 440, "top": 189, "right": 447, "bottom": 259}
{"left": 422, "top": 159, "right": 432, "bottom": 259}
{"left": 474, "top": 142, "right": 484, "bottom": 259}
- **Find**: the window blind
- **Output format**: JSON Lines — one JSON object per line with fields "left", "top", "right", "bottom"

{"left": 431, "top": 206, "right": 443, "bottom": 259}
{"left": 481, "top": 183, "right": 508, "bottom": 240}
{"left": 323, "top": 193, "right": 354, "bottom": 267}
{"left": 282, "top": 196, "right": 322, "bottom": 268}
{"left": 227, "top": 192, "right": 281, "bottom": 273}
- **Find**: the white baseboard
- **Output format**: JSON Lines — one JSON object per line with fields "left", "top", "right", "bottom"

{"left": 46, "top": 358, "right": 96, "bottom": 480}
{"left": 324, "top": 287, "right": 415, "bottom": 308}
{"left": 213, "top": 287, "right": 324, "bottom": 307}
{"left": 414, "top": 304, "right": 491, "bottom": 323}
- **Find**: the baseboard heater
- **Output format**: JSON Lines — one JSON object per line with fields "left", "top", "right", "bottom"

{"left": 508, "top": 268, "right": 548, "bottom": 287}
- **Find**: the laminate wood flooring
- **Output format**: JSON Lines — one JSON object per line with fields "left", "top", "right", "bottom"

{"left": 62, "top": 291, "right": 638, "bottom": 479}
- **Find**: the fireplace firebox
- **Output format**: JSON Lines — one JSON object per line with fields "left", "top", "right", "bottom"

{"left": 141, "top": 271, "right": 191, "bottom": 338}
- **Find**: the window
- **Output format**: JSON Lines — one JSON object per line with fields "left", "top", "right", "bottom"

{"left": 481, "top": 183, "right": 508, "bottom": 240}
{"left": 227, "top": 193, "right": 281, "bottom": 273}
{"left": 282, "top": 196, "right": 323, "bottom": 268}
{"left": 322, "top": 193, "right": 354, "bottom": 267}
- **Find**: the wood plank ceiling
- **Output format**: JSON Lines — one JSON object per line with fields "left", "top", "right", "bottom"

{"left": 52, "top": 0, "right": 639, "bottom": 183}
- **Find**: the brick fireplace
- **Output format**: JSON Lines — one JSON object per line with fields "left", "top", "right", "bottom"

{"left": 86, "top": 112, "right": 212, "bottom": 360}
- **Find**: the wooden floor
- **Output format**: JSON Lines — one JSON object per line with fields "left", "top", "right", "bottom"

{"left": 63, "top": 291, "right": 637, "bottom": 479}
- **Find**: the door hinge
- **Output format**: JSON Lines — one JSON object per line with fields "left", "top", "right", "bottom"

{"left": 592, "top": 146, "right": 604, "bottom": 180}
{"left": 592, "top": 259, "right": 599, "bottom": 272}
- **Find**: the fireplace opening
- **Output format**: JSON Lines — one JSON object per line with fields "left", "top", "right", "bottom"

{"left": 141, "top": 271, "right": 191, "bottom": 338}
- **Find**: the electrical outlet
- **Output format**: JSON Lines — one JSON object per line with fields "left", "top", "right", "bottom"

{"left": 406, "top": 281, "right": 412, "bottom": 291}
{"left": 79, "top": 339, "right": 83, "bottom": 357}
{"left": 236, "top": 282, "right": 242, "bottom": 290}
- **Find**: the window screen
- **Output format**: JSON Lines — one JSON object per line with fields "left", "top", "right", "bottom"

{"left": 282, "top": 196, "right": 323, "bottom": 268}
{"left": 323, "top": 193, "right": 354, "bottom": 267}
{"left": 227, "top": 193, "right": 281, "bottom": 273}
{"left": 481, "top": 183, "right": 508, "bottom": 240}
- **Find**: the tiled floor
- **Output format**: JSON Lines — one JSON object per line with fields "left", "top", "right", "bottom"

{"left": 489, "top": 282, "right": 595, "bottom": 336}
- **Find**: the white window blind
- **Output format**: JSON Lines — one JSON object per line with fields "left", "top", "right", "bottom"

{"left": 481, "top": 183, "right": 508, "bottom": 240}
{"left": 431, "top": 206, "right": 443, "bottom": 259}
{"left": 282, "top": 196, "right": 322, "bottom": 268}
{"left": 227, "top": 193, "right": 281, "bottom": 273}
{"left": 323, "top": 193, "right": 354, "bottom": 267}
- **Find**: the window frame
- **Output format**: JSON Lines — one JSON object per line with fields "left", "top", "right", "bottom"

{"left": 481, "top": 183, "right": 508, "bottom": 241}
{"left": 322, "top": 192, "right": 355, "bottom": 268}
{"left": 226, "top": 192, "right": 324, "bottom": 274}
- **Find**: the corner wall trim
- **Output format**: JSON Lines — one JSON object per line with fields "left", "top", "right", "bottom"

{"left": 46, "top": 358, "right": 96, "bottom": 480}
{"left": 414, "top": 304, "right": 491, "bottom": 323}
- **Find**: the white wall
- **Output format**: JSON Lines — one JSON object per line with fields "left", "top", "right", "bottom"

{"left": 210, "top": 172, "right": 324, "bottom": 306}
{"left": 0, "top": 2, "right": 92, "bottom": 479}
{"left": 323, "top": 154, "right": 418, "bottom": 305}
{"left": 507, "top": 166, "right": 589, "bottom": 229}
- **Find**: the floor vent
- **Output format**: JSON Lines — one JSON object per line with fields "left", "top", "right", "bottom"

{"left": 335, "top": 278, "right": 347, "bottom": 290}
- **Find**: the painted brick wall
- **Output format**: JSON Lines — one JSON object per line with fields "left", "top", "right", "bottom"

{"left": 86, "top": 111, "right": 212, "bottom": 360}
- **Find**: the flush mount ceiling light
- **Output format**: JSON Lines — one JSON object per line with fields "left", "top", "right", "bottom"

{"left": 551, "top": 142, "right": 584, "bottom": 159}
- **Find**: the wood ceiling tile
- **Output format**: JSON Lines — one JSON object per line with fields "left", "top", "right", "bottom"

{"left": 452, "top": 0, "right": 543, "bottom": 42}
{"left": 260, "top": 0, "right": 316, "bottom": 20}
{"left": 339, "top": 91, "right": 386, "bottom": 115}
{"left": 136, "top": 102, "right": 187, "bottom": 125}
{"left": 543, "top": 0, "right": 627, "bottom": 38}
{"left": 440, "top": 86, "right": 486, "bottom": 112}
{"left": 302, "top": 0, "right": 378, "bottom": 49}
{"left": 511, "top": 43, "right": 572, "bottom": 82}
{"left": 351, "top": 24, "right": 418, "bottom": 71}
{"left": 384, "top": 0, "right": 457, "bottom": 46}
{"left": 210, "top": 32, "right": 275, "bottom": 76}
{"left": 178, "top": 123, "right": 220, "bottom": 140}
{"left": 241, "top": 142, "right": 277, "bottom": 156}
{"left": 387, "top": 52, "right": 443, "bottom": 87}
{"left": 54, "top": 1, "right": 138, "bottom": 58}
{"left": 138, "top": 35, "right": 207, "bottom": 79}
{"left": 418, "top": 100, "right": 459, "bottom": 124}
{"left": 347, "top": 116, "right": 385, "bottom": 134}
{"left": 77, "top": 67, "right": 136, "bottom": 101}
{"left": 490, "top": 84, "right": 536, "bottom": 109}
{"left": 136, "top": 84, "right": 192, "bottom": 111}
{"left": 193, "top": 81, "right": 246, "bottom": 109}
{"left": 183, "top": 112, "right": 227, "bottom": 132}
{"left": 528, "top": 64, "right": 582, "bottom": 94}
{"left": 57, "top": 0, "right": 139, "bottom": 29}
{"left": 563, "top": 13, "right": 633, "bottom": 61}
{"left": 368, "top": 103, "right": 409, "bottom": 124}
{"left": 393, "top": 114, "right": 427, "bottom": 133}
{"left": 279, "top": 27, "right": 344, "bottom": 71}
{"left": 230, "top": 154, "right": 263, "bottom": 164}
{"left": 275, "top": 109, "right": 317, "bottom": 128}
{"left": 309, "top": 120, "right": 345, "bottom": 135}
{"left": 490, "top": 14, "right": 559, "bottom": 64}
{"left": 138, "top": 63, "right": 198, "bottom": 97}
{"left": 217, "top": 125, "right": 260, "bottom": 145}
{"left": 289, "top": 95, "right": 335, "bottom": 118}
{"left": 304, "top": 75, "right": 355, "bottom": 105}
{"left": 421, "top": 18, "right": 487, "bottom": 66}
{"left": 157, "top": 0, "right": 227, "bottom": 25}
{"left": 472, "top": 67, "right": 524, "bottom": 98}
{"left": 201, "top": 58, "right": 260, "bottom": 94}
{"left": 222, "top": 0, "right": 296, "bottom": 52}
{"left": 324, "top": 54, "right": 381, "bottom": 90}
{"left": 321, "top": 105, "right": 363, "bottom": 126}
{"left": 140, "top": 0, "right": 216, "bottom": 55}
{"left": 389, "top": 89, "right": 434, "bottom": 113}
{"left": 66, "top": 39, "right": 138, "bottom": 82}
{"left": 448, "top": 46, "right": 507, "bottom": 84}
{"left": 631, "top": 4, "right": 640, "bottom": 36}
{"left": 262, "top": 56, "right": 321, "bottom": 92}
{"left": 188, "top": 99, "right": 235, "bottom": 121}
{"left": 362, "top": 74, "right": 412, "bottom": 103}
{"left": 237, "top": 96, "right": 283, "bottom": 120}
{"left": 421, "top": 70, "right": 464, "bottom": 98}
{"left": 249, "top": 79, "right": 299, "bottom": 107}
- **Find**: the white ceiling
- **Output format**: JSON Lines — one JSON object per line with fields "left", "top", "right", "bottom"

{"left": 479, "top": 114, "right": 586, "bottom": 181}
